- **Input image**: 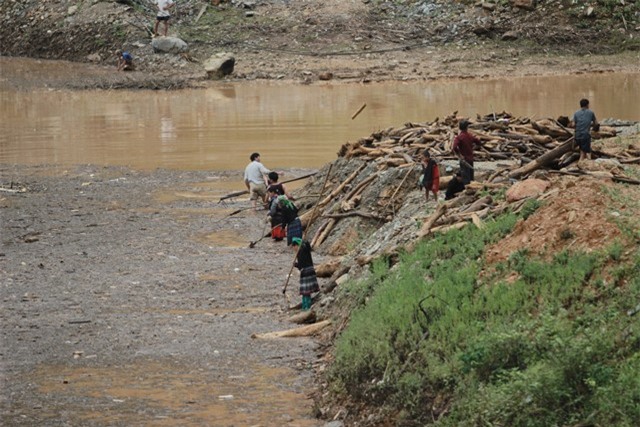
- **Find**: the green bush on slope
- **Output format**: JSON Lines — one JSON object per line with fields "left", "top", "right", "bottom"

{"left": 330, "top": 208, "right": 640, "bottom": 426}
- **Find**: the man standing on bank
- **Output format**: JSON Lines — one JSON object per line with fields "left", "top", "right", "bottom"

{"left": 244, "top": 152, "right": 271, "bottom": 210}
{"left": 572, "top": 98, "right": 599, "bottom": 161}
{"left": 452, "top": 119, "right": 481, "bottom": 185}
{"left": 154, "top": 0, "right": 175, "bottom": 37}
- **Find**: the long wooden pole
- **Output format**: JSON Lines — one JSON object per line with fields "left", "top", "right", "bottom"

{"left": 218, "top": 171, "right": 318, "bottom": 203}
{"left": 282, "top": 164, "right": 334, "bottom": 296}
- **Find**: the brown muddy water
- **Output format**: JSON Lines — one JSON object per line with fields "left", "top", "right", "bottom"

{"left": 1, "top": 58, "right": 639, "bottom": 174}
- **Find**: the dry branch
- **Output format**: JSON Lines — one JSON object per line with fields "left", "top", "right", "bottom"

{"left": 251, "top": 320, "right": 331, "bottom": 339}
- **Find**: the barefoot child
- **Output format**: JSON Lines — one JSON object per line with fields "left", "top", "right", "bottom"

{"left": 421, "top": 149, "right": 440, "bottom": 202}
{"left": 292, "top": 237, "right": 319, "bottom": 310}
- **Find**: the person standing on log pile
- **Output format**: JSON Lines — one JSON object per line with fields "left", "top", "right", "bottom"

{"left": 420, "top": 149, "right": 440, "bottom": 202}
{"left": 244, "top": 152, "right": 271, "bottom": 210}
{"left": 292, "top": 237, "right": 319, "bottom": 311}
{"left": 572, "top": 98, "right": 599, "bottom": 161}
{"left": 452, "top": 119, "right": 481, "bottom": 185}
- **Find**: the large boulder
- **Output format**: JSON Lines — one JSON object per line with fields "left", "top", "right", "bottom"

{"left": 506, "top": 178, "right": 550, "bottom": 202}
{"left": 204, "top": 53, "right": 235, "bottom": 79}
{"left": 151, "top": 36, "right": 188, "bottom": 54}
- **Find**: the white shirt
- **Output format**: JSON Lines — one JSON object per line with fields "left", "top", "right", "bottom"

{"left": 156, "top": 0, "right": 173, "bottom": 17}
{"left": 244, "top": 161, "right": 270, "bottom": 185}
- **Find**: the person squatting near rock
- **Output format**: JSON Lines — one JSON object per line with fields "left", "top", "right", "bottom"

{"left": 276, "top": 196, "right": 302, "bottom": 247}
{"left": 572, "top": 98, "right": 599, "bottom": 161}
{"left": 420, "top": 149, "right": 440, "bottom": 202}
{"left": 267, "top": 188, "right": 286, "bottom": 241}
{"left": 116, "top": 50, "right": 134, "bottom": 71}
{"left": 244, "top": 152, "right": 271, "bottom": 210}
{"left": 292, "top": 237, "right": 319, "bottom": 311}
{"left": 154, "top": 0, "right": 175, "bottom": 37}
{"left": 452, "top": 119, "right": 481, "bottom": 185}
{"left": 267, "top": 171, "right": 297, "bottom": 241}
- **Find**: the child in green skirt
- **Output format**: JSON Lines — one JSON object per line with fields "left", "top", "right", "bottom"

{"left": 291, "top": 237, "right": 319, "bottom": 310}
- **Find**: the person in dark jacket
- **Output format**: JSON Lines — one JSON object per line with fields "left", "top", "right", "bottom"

{"left": 292, "top": 237, "right": 319, "bottom": 310}
{"left": 267, "top": 188, "right": 285, "bottom": 241}
{"left": 452, "top": 120, "right": 481, "bottom": 184}
{"left": 445, "top": 171, "right": 466, "bottom": 200}
{"left": 277, "top": 196, "right": 302, "bottom": 247}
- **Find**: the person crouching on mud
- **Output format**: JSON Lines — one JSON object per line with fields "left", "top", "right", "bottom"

{"left": 292, "top": 237, "right": 319, "bottom": 311}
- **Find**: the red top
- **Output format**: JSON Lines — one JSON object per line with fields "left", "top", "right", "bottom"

{"left": 452, "top": 131, "right": 480, "bottom": 163}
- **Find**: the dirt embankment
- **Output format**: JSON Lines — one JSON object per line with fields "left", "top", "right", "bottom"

{"left": 1, "top": 0, "right": 639, "bottom": 89}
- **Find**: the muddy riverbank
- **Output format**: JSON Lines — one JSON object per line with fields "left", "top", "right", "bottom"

{"left": 0, "top": 164, "right": 331, "bottom": 426}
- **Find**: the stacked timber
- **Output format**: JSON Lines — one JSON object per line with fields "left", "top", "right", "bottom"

{"left": 292, "top": 112, "right": 639, "bottom": 281}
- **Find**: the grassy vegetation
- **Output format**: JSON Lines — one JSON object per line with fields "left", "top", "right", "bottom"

{"left": 329, "top": 202, "right": 640, "bottom": 426}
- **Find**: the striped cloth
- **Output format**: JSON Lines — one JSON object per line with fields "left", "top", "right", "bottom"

{"left": 299, "top": 266, "right": 319, "bottom": 295}
{"left": 286, "top": 217, "right": 302, "bottom": 246}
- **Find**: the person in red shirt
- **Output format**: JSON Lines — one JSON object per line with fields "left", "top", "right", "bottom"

{"left": 452, "top": 120, "right": 480, "bottom": 184}
{"left": 420, "top": 150, "right": 440, "bottom": 202}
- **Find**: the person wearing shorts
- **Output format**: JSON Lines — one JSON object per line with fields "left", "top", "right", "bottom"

{"left": 572, "top": 98, "right": 599, "bottom": 161}
{"left": 154, "top": 0, "right": 174, "bottom": 37}
{"left": 243, "top": 152, "right": 270, "bottom": 209}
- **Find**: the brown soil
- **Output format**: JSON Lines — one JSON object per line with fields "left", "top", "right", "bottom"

{"left": 485, "top": 177, "right": 624, "bottom": 263}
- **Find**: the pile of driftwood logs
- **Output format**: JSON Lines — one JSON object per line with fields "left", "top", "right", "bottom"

{"left": 299, "top": 112, "right": 639, "bottom": 274}
{"left": 251, "top": 112, "right": 640, "bottom": 329}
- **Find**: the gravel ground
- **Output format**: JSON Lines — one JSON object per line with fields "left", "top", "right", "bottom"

{"left": 1, "top": 164, "right": 329, "bottom": 426}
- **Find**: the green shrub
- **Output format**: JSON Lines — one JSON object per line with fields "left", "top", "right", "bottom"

{"left": 329, "top": 209, "right": 640, "bottom": 425}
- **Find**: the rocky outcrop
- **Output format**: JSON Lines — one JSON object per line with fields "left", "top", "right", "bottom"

{"left": 204, "top": 53, "right": 235, "bottom": 79}
{"left": 151, "top": 36, "right": 189, "bottom": 54}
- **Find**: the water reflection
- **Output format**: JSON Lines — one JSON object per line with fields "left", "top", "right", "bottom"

{"left": 1, "top": 60, "right": 639, "bottom": 171}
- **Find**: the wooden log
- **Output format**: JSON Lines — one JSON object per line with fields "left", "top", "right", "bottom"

{"left": 417, "top": 203, "right": 447, "bottom": 238}
{"left": 620, "top": 157, "right": 640, "bottom": 164}
{"left": 288, "top": 310, "right": 316, "bottom": 324}
{"left": 435, "top": 206, "right": 491, "bottom": 226}
{"left": 508, "top": 138, "right": 575, "bottom": 179}
{"left": 532, "top": 119, "right": 572, "bottom": 138}
{"left": 251, "top": 320, "right": 331, "bottom": 339}
{"left": 460, "top": 195, "right": 493, "bottom": 213}
{"left": 218, "top": 172, "right": 317, "bottom": 203}
{"left": 195, "top": 4, "right": 208, "bottom": 23}
{"left": 351, "top": 103, "right": 367, "bottom": 120}
{"left": 429, "top": 221, "right": 467, "bottom": 234}
{"left": 314, "top": 219, "right": 336, "bottom": 248}
{"left": 315, "top": 258, "right": 343, "bottom": 278}
{"left": 310, "top": 219, "right": 330, "bottom": 248}
{"left": 322, "top": 211, "right": 387, "bottom": 221}
{"left": 316, "top": 163, "right": 366, "bottom": 208}
{"left": 471, "top": 212, "right": 485, "bottom": 229}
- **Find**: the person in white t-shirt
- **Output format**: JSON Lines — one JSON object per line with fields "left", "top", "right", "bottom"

{"left": 154, "top": 0, "right": 175, "bottom": 37}
{"left": 244, "top": 152, "right": 272, "bottom": 210}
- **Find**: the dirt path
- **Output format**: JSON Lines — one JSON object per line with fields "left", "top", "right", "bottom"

{"left": 0, "top": 165, "right": 327, "bottom": 426}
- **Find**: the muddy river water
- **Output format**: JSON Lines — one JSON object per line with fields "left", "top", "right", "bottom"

{"left": 2, "top": 65, "right": 639, "bottom": 174}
